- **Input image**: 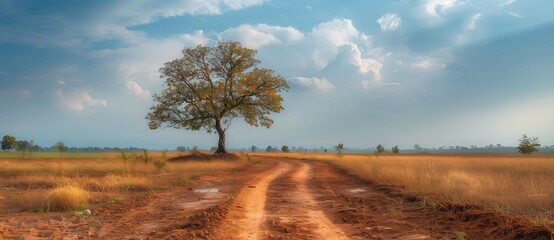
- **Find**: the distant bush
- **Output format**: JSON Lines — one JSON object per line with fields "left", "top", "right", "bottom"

{"left": 375, "top": 144, "right": 385, "bottom": 154}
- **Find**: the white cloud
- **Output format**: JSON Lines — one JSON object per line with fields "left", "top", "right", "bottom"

{"left": 500, "top": 0, "right": 517, "bottom": 7}
{"left": 0, "top": 1, "right": 267, "bottom": 48}
{"left": 180, "top": 30, "right": 211, "bottom": 46}
{"left": 58, "top": 80, "right": 66, "bottom": 85}
{"left": 411, "top": 58, "right": 446, "bottom": 70}
{"left": 348, "top": 44, "right": 383, "bottom": 80}
{"left": 425, "top": 0, "right": 459, "bottom": 16}
{"left": 509, "top": 12, "right": 523, "bottom": 18}
{"left": 55, "top": 89, "right": 108, "bottom": 111}
{"left": 377, "top": 13, "right": 402, "bottom": 31}
{"left": 293, "top": 77, "right": 335, "bottom": 91}
{"left": 311, "top": 18, "right": 360, "bottom": 48}
{"left": 467, "top": 13, "right": 482, "bottom": 30}
{"left": 126, "top": 80, "right": 151, "bottom": 98}
{"left": 218, "top": 24, "right": 304, "bottom": 49}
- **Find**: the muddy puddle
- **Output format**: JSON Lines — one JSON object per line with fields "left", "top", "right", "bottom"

{"left": 194, "top": 188, "right": 219, "bottom": 193}
{"left": 349, "top": 188, "right": 366, "bottom": 193}
{"left": 181, "top": 188, "right": 226, "bottom": 211}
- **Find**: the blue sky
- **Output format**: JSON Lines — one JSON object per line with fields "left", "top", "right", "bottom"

{"left": 0, "top": 0, "right": 553, "bottom": 150}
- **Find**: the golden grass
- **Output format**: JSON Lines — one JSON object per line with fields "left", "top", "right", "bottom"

{"left": 0, "top": 151, "right": 251, "bottom": 212}
{"left": 257, "top": 152, "right": 554, "bottom": 217}
{"left": 47, "top": 185, "right": 90, "bottom": 211}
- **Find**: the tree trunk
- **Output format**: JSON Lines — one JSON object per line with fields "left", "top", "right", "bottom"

{"left": 214, "top": 119, "right": 227, "bottom": 154}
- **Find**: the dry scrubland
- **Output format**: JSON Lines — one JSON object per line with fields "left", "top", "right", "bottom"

{"left": 256, "top": 152, "right": 554, "bottom": 221}
{"left": 0, "top": 151, "right": 250, "bottom": 213}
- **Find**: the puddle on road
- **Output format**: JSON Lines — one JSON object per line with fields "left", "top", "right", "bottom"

{"left": 181, "top": 188, "right": 225, "bottom": 211}
{"left": 194, "top": 188, "right": 219, "bottom": 193}
{"left": 350, "top": 188, "right": 366, "bottom": 193}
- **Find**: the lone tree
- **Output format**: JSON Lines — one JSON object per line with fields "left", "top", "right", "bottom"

{"left": 335, "top": 143, "right": 344, "bottom": 157}
{"left": 54, "top": 141, "right": 66, "bottom": 160}
{"left": 375, "top": 144, "right": 385, "bottom": 154}
{"left": 281, "top": 145, "right": 289, "bottom": 153}
{"left": 147, "top": 41, "right": 289, "bottom": 154}
{"left": 391, "top": 145, "right": 400, "bottom": 154}
{"left": 517, "top": 134, "right": 540, "bottom": 154}
{"left": 1, "top": 135, "right": 17, "bottom": 151}
{"left": 16, "top": 140, "right": 30, "bottom": 158}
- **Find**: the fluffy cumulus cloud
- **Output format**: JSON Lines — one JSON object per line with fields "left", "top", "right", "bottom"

{"left": 377, "top": 13, "right": 402, "bottom": 31}
{"left": 292, "top": 77, "right": 335, "bottom": 91}
{"left": 55, "top": 89, "right": 108, "bottom": 111}
{"left": 425, "top": 0, "right": 459, "bottom": 16}
{"left": 218, "top": 24, "right": 304, "bottom": 49}
{"left": 126, "top": 80, "right": 151, "bottom": 98}
{"left": 305, "top": 19, "right": 382, "bottom": 84}
{"left": 215, "top": 19, "right": 383, "bottom": 90}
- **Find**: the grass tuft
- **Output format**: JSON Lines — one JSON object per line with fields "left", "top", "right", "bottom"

{"left": 47, "top": 185, "right": 90, "bottom": 211}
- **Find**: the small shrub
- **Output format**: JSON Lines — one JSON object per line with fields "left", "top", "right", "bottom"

{"left": 153, "top": 160, "right": 167, "bottom": 171}
{"left": 47, "top": 185, "right": 90, "bottom": 211}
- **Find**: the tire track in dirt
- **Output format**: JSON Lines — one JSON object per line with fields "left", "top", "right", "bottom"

{"left": 264, "top": 161, "right": 350, "bottom": 239}
{"left": 214, "top": 160, "right": 292, "bottom": 239}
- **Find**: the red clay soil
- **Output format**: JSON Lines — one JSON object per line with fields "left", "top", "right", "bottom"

{"left": 0, "top": 157, "right": 552, "bottom": 239}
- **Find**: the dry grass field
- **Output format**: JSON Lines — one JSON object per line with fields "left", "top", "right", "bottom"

{"left": 0, "top": 151, "right": 250, "bottom": 213}
{"left": 255, "top": 152, "right": 554, "bottom": 222}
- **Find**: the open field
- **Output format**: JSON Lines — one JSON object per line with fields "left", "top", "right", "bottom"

{"left": 0, "top": 151, "right": 251, "bottom": 213}
{"left": 0, "top": 153, "right": 552, "bottom": 239}
{"left": 254, "top": 153, "right": 554, "bottom": 220}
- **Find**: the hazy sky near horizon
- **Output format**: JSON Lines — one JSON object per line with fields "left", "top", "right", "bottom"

{"left": 1, "top": 0, "right": 553, "bottom": 150}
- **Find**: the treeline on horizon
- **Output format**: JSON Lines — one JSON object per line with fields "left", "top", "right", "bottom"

{"left": 2, "top": 134, "right": 553, "bottom": 154}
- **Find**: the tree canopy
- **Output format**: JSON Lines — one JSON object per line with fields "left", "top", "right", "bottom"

{"left": 147, "top": 41, "right": 288, "bottom": 154}
{"left": 375, "top": 144, "right": 385, "bottom": 154}
{"left": 517, "top": 134, "right": 540, "bottom": 154}
{"left": 1, "top": 135, "right": 16, "bottom": 151}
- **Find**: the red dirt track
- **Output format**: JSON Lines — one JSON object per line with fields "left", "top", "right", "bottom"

{"left": 1, "top": 156, "right": 552, "bottom": 239}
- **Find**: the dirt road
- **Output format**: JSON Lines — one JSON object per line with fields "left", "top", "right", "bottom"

{"left": 1, "top": 157, "right": 552, "bottom": 239}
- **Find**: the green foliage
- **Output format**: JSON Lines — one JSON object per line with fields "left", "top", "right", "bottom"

{"left": 153, "top": 160, "right": 167, "bottom": 171}
{"left": 281, "top": 145, "right": 289, "bottom": 153}
{"left": 147, "top": 41, "right": 289, "bottom": 154}
{"left": 54, "top": 141, "right": 66, "bottom": 160}
{"left": 16, "top": 140, "right": 31, "bottom": 158}
{"left": 2, "top": 135, "right": 17, "bottom": 151}
{"left": 375, "top": 144, "right": 385, "bottom": 154}
{"left": 142, "top": 149, "right": 152, "bottom": 165}
{"left": 517, "top": 134, "right": 540, "bottom": 154}
{"left": 391, "top": 145, "right": 400, "bottom": 154}
{"left": 28, "top": 140, "right": 35, "bottom": 159}
{"left": 266, "top": 145, "right": 275, "bottom": 152}
{"left": 176, "top": 146, "right": 187, "bottom": 152}
{"left": 335, "top": 143, "right": 344, "bottom": 157}
{"left": 116, "top": 148, "right": 128, "bottom": 164}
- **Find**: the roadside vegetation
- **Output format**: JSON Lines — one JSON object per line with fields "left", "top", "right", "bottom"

{"left": 255, "top": 152, "right": 554, "bottom": 221}
{"left": 0, "top": 151, "right": 251, "bottom": 213}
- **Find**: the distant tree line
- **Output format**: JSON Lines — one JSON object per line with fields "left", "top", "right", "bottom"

{"left": 1, "top": 135, "right": 148, "bottom": 157}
